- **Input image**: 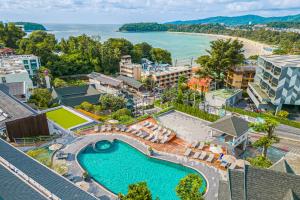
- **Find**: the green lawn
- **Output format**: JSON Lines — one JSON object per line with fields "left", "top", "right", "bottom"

{"left": 46, "top": 108, "right": 88, "bottom": 129}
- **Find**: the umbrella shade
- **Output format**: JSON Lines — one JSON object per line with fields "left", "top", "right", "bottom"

{"left": 222, "top": 155, "right": 236, "bottom": 164}
{"left": 209, "top": 146, "right": 223, "bottom": 154}
{"left": 49, "top": 143, "right": 63, "bottom": 151}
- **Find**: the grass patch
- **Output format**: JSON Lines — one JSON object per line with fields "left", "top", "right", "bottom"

{"left": 46, "top": 108, "right": 87, "bottom": 129}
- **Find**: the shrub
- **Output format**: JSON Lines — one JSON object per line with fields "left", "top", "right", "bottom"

{"left": 248, "top": 155, "right": 272, "bottom": 168}
{"left": 225, "top": 107, "right": 300, "bottom": 129}
{"left": 119, "top": 182, "right": 152, "bottom": 200}
{"left": 176, "top": 174, "right": 204, "bottom": 200}
{"left": 276, "top": 110, "right": 289, "bottom": 119}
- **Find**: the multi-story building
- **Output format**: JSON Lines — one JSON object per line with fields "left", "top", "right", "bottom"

{"left": 0, "top": 55, "right": 41, "bottom": 86}
{"left": 225, "top": 65, "right": 256, "bottom": 90}
{"left": 143, "top": 66, "right": 192, "bottom": 88}
{"left": 247, "top": 55, "right": 300, "bottom": 112}
{"left": 119, "top": 55, "right": 142, "bottom": 80}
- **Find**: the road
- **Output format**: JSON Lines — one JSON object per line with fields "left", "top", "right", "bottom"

{"left": 275, "top": 124, "right": 300, "bottom": 141}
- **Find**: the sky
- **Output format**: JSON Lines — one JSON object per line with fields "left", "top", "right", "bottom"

{"left": 1, "top": 0, "right": 300, "bottom": 24}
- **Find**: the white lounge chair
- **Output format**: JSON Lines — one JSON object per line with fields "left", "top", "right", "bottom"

{"left": 136, "top": 131, "right": 143, "bottom": 137}
{"left": 191, "top": 141, "right": 199, "bottom": 148}
{"left": 193, "top": 151, "right": 201, "bottom": 159}
{"left": 198, "top": 142, "right": 205, "bottom": 150}
{"left": 220, "top": 161, "right": 228, "bottom": 168}
{"left": 125, "top": 128, "right": 131, "bottom": 133}
{"left": 160, "top": 137, "right": 168, "bottom": 144}
{"left": 199, "top": 152, "right": 207, "bottom": 160}
{"left": 145, "top": 134, "right": 154, "bottom": 141}
{"left": 184, "top": 148, "right": 192, "bottom": 157}
{"left": 206, "top": 154, "right": 214, "bottom": 163}
{"left": 115, "top": 126, "right": 120, "bottom": 131}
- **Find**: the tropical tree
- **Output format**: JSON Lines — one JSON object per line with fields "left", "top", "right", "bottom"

{"left": 17, "top": 31, "right": 58, "bottom": 66}
{"left": 250, "top": 118, "right": 280, "bottom": 158}
{"left": 196, "top": 39, "right": 244, "bottom": 88}
{"left": 132, "top": 42, "right": 152, "bottom": 63}
{"left": 142, "top": 77, "right": 157, "bottom": 92}
{"left": 53, "top": 78, "right": 68, "bottom": 88}
{"left": 0, "top": 22, "right": 25, "bottom": 48}
{"left": 99, "top": 94, "right": 126, "bottom": 112}
{"left": 176, "top": 174, "right": 204, "bottom": 200}
{"left": 119, "top": 182, "right": 152, "bottom": 200}
{"left": 276, "top": 110, "right": 289, "bottom": 119}
{"left": 150, "top": 48, "right": 172, "bottom": 64}
{"left": 28, "top": 88, "right": 53, "bottom": 109}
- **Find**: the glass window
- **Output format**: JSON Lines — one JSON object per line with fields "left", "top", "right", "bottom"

{"left": 23, "top": 60, "right": 28, "bottom": 64}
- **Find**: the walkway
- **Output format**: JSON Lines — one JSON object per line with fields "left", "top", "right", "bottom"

{"left": 58, "top": 134, "right": 222, "bottom": 200}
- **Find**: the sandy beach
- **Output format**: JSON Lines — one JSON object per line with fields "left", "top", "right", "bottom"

{"left": 170, "top": 32, "right": 273, "bottom": 58}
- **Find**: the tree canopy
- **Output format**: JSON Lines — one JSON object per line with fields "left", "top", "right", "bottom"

{"left": 196, "top": 39, "right": 245, "bottom": 88}
{"left": 28, "top": 88, "right": 53, "bottom": 109}
{"left": 176, "top": 174, "right": 204, "bottom": 200}
{"left": 150, "top": 48, "right": 172, "bottom": 64}
{"left": 0, "top": 22, "right": 25, "bottom": 48}
{"left": 119, "top": 182, "right": 153, "bottom": 200}
{"left": 99, "top": 94, "right": 126, "bottom": 112}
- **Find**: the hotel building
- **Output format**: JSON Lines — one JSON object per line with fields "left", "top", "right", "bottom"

{"left": 143, "top": 66, "right": 192, "bottom": 88}
{"left": 225, "top": 65, "right": 256, "bottom": 90}
{"left": 119, "top": 55, "right": 142, "bottom": 80}
{"left": 247, "top": 55, "right": 300, "bottom": 112}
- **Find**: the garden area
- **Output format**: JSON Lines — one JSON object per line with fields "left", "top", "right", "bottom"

{"left": 46, "top": 108, "right": 88, "bottom": 129}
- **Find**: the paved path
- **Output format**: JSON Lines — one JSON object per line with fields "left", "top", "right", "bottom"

{"left": 59, "top": 133, "right": 222, "bottom": 200}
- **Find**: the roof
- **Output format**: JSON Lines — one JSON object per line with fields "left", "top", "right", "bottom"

{"left": 87, "top": 72, "right": 122, "bottom": 87}
{"left": 218, "top": 180, "right": 230, "bottom": 200}
{"left": 117, "top": 75, "right": 143, "bottom": 89}
{"left": 260, "top": 55, "right": 300, "bottom": 68}
{"left": 0, "top": 164, "right": 47, "bottom": 200}
{"left": 270, "top": 153, "right": 300, "bottom": 175}
{"left": 209, "top": 115, "right": 249, "bottom": 137}
{"left": 232, "top": 65, "right": 257, "bottom": 72}
{"left": 0, "top": 90, "right": 35, "bottom": 128}
{"left": 142, "top": 66, "right": 191, "bottom": 77}
{"left": 0, "top": 82, "right": 26, "bottom": 96}
{"left": 52, "top": 84, "right": 102, "bottom": 107}
{"left": 224, "top": 165, "right": 300, "bottom": 200}
{"left": 270, "top": 159, "right": 296, "bottom": 175}
{"left": 207, "top": 89, "right": 242, "bottom": 99}
{"left": 0, "top": 139, "right": 97, "bottom": 200}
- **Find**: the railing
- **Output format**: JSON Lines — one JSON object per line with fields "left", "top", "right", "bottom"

{"left": 0, "top": 156, "right": 61, "bottom": 200}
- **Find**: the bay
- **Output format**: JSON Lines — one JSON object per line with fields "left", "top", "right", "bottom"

{"left": 45, "top": 24, "right": 212, "bottom": 64}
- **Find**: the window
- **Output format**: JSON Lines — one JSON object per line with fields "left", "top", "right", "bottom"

{"left": 1, "top": 77, "right": 6, "bottom": 83}
{"left": 23, "top": 60, "right": 28, "bottom": 64}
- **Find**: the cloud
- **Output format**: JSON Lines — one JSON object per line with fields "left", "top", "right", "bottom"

{"left": 1, "top": 0, "right": 300, "bottom": 23}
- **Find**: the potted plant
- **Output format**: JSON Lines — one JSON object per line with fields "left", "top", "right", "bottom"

{"left": 148, "top": 146, "right": 154, "bottom": 156}
{"left": 82, "top": 171, "right": 90, "bottom": 182}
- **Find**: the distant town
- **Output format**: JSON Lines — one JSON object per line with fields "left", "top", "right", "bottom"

{"left": 1, "top": 13, "right": 300, "bottom": 200}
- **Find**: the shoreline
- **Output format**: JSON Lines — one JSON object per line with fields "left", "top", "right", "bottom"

{"left": 169, "top": 31, "right": 273, "bottom": 57}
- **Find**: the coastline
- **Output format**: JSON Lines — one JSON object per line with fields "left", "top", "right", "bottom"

{"left": 169, "top": 31, "right": 273, "bottom": 57}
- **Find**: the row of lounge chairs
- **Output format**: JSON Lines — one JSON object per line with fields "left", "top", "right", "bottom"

{"left": 220, "top": 160, "right": 237, "bottom": 169}
{"left": 142, "top": 121, "right": 173, "bottom": 143}
{"left": 184, "top": 148, "right": 215, "bottom": 163}
{"left": 191, "top": 141, "right": 206, "bottom": 150}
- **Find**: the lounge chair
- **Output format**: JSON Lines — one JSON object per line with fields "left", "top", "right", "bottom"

{"left": 147, "top": 124, "right": 153, "bottom": 129}
{"left": 132, "top": 130, "right": 139, "bottom": 135}
{"left": 145, "top": 134, "right": 154, "bottom": 141}
{"left": 198, "top": 142, "right": 205, "bottom": 150}
{"left": 125, "top": 128, "right": 131, "bottom": 133}
{"left": 199, "top": 151, "right": 207, "bottom": 160}
{"left": 184, "top": 148, "right": 192, "bottom": 157}
{"left": 206, "top": 154, "right": 214, "bottom": 163}
{"left": 162, "top": 128, "right": 168, "bottom": 135}
{"left": 229, "top": 162, "right": 237, "bottom": 170}
{"left": 193, "top": 151, "right": 201, "bottom": 159}
{"left": 107, "top": 126, "right": 112, "bottom": 131}
{"left": 160, "top": 137, "right": 168, "bottom": 144}
{"left": 136, "top": 131, "right": 143, "bottom": 137}
{"left": 151, "top": 136, "right": 159, "bottom": 143}
{"left": 141, "top": 132, "right": 149, "bottom": 139}
{"left": 143, "top": 121, "right": 149, "bottom": 126}
{"left": 115, "top": 126, "right": 120, "bottom": 131}
{"left": 151, "top": 125, "right": 158, "bottom": 131}
{"left": 191, "top": 141, "right": 199, "bottom": 148}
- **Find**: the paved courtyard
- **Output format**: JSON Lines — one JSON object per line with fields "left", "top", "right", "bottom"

{"left": 157, "top": 111, "right": 213, "bottom": 143}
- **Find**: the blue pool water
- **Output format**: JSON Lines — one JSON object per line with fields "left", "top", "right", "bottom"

{"left": 77, "top": 140, "right": 207, "bottom": 200}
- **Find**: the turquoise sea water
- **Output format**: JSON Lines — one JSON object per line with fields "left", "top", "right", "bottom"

{"left": 44, "top": 24, "right": 213, "bottom": 63}
{"left": 77, "top": 140, "right": 207, "bottom": 200}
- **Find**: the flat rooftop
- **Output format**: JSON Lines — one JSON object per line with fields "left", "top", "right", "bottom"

{"left": 0, "top": 90, "right": 35, "bottom": 128}
{"left": 207, "top": 89, "right": 242, "bottom": 99}
{"left": 142, "top": 66, "right": 191, "bottom": 76}
{"left": 260, "top": 55, "right": 300, "bottom": 68}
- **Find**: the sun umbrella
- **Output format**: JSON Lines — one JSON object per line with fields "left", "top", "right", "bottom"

{"left": 49, "top": 143, "right": 63, "bottom": 151}
{"left": 209, "top": 146, "right": 223, "bottom": 154}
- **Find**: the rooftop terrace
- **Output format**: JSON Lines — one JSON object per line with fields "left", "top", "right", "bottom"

{"left": 207, "top": 89, "right": 242, "bottom": 99}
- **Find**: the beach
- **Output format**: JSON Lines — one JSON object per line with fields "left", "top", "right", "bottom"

{"left": 170, "top": 32, "right": 273, "bottom": 58}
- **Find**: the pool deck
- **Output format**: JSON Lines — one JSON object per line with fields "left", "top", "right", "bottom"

{"left": 57, "top": 134, "right": 222, "bottom": 200}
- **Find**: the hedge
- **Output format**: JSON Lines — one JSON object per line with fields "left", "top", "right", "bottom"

{"left": 121, "top": 114, "right": 150, "bottom": 126}
{"left": 225, "top": 106, "right": 300, "bottom": 129}
{"left": 173, "top": 103, "right": 220, "bottom": 122}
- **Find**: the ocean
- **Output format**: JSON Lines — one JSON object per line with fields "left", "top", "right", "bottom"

{"left": 44, "top": 24, "right": 213, "bottom": 64}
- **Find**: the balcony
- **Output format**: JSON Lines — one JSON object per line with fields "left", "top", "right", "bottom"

{"left": 248, "top": 82, "right": 271, "bottom": 103}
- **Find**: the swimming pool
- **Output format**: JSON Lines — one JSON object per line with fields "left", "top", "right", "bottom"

{"left": 77, "top": 140, "right": 207, "bottom": 200}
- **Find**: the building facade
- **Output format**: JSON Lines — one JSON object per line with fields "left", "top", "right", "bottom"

{"left": 225, "top": 65, "right": 256, "bottom": 90}
{"left": 247, "top": 55, "right": 300, "bottom": 112}
{"left": 143, "top": 66, "right": 192, "bottom": 88}
{"left": 119, "top": 55, "right": 142, "bottom": 80}
{"left": 0, "top": 55, "right": 41, "bottom": 87}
